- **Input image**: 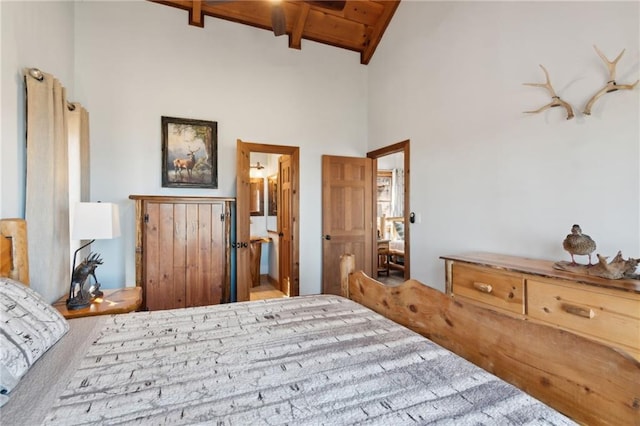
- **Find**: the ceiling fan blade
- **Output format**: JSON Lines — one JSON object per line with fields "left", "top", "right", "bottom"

{"left": 271, "top": 2, "right": 286, "bottom": 36}
{"left": 304, "top": 1, "right": 346, "bottom": 11}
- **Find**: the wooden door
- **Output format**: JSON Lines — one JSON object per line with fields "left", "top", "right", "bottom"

{"left": 321, "top": 155, "right": 373, "bottom": 295}
{"left": 278, "top": 155, "right": 292, "bottom": 295}
{"left": 236, "top": 140, "right": 252, "bottom": 302}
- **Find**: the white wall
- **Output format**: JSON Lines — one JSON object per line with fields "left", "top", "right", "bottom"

{"left": 4, "top": 1, "right": 637, "bottom": 299}
{"left": 73, "top": 1, "right": 368, "bottom": 294}
{"left": 368, "top": 1, "right": 640, "bottom": 291}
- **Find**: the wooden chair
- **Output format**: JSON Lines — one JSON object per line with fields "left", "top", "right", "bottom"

{"left": 377, "top": 240, "right": 390, "bottom": 276}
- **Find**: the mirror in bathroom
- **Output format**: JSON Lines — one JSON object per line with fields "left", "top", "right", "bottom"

{"left": 250, "top": 177, "right": 264, "bottom": 216}
{"left": 267, "top": 174, "right": 277, "bottom": 216}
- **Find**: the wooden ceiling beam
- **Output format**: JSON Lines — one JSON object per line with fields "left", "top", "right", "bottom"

{"left": 289, "top": 3, "right": 311, "bottom": 50}
{"left": 360, "top": 0, "right": 399, "bottom": 65}
{"left": 189, "top": 0, "right": 204, "bottom": 27}
{"left": 201, "top": 1, "right": 274, "bottom": 31}
{"left": 303, "top": 10, "right": 367, "bottom": 49}
{"left": 343, "top": 1, "right": 383, "bottom": 26}
{"left": 148, "top": 0, "right": 401, "bottom": 65}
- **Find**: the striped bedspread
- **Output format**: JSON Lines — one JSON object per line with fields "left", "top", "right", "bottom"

{"left": 44, "top": 295, "right": 575, "bottom": 425}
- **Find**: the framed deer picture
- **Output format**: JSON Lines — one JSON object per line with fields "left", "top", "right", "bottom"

{"left": 161, "top": 116, "right": 218, "bottom": 188}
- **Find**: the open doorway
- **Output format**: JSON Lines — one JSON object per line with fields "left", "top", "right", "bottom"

{"left": 247, "top": 152, "right": 288, "bottom": 301}
{"left": 368, "top": 140, "right": 410, "bottom": 282}
{"left": 236, "top": 140, "right": 299, "bottom": 302}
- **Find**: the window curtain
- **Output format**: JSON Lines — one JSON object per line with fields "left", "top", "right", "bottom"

{"left": 391, "top": 168, "right": 404, "bottom": 217}
{"left": 67, "top": 102, "right": 91, "bottom": 269}
{"left": 23, "top": 69, "right": 89, "bottom": 303}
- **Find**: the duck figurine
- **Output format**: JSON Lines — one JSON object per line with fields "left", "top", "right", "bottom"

{"left": 563, "top": 224, "right": 596, "bottom": 265}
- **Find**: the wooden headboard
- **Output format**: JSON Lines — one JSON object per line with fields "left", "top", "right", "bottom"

{"left": 0, "top": 218, "right": 29, "bottom": 285}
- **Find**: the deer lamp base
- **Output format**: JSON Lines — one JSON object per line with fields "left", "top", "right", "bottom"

{"left": 89, "top": 282, "right": 104, "bottom": 298}
{"left": 66, "top": 291, "right": 93, "bottom": 310}
{"left": 68, "top": 244, "right": 104, "bottom": 311}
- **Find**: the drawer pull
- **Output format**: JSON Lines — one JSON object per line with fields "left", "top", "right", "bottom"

{"left": 562, "top": 303, "right": 594, "bottom": 319}
{"left": 473, "top": 282, "right": 493, "bottom": 294}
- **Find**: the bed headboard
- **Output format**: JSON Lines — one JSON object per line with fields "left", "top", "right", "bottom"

{"left": 0, "top": 218, "right": 30, "bottom": 285}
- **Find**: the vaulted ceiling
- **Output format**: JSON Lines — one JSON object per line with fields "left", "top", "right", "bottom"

{"left": 151, "top": 0, "right": 401, "bottom": 64}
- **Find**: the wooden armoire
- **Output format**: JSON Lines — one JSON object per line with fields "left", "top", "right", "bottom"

{"left": 129, "top": 195, "right": 234, "bottom": 311}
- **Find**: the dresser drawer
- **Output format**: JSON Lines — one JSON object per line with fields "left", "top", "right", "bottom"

{"left": 528, "top": 279, "right": 640, "bottom": 357}
{"left": 451, "top": 263, "right": 525, "bottom": 315}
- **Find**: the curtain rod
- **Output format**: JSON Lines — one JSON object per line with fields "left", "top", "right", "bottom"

{"left": 27, "top": 68, "right": 76, "bottom": 111}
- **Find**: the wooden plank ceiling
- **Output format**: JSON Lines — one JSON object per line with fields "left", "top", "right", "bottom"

{"left": 151, "top": 0, "right": 400, "bottom": 64}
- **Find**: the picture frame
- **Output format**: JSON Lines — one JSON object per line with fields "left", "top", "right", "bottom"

{"left": 250, "top": 177, "right": 265, "bottom": 216}
{"left": 267, "top": 174, "right": 278, "bottom": 216}
{"left": 162, "top": 116, "right": 218, "bottom": 188}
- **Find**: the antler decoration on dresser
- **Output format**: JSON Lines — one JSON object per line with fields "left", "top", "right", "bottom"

{"left": 523, "top": 65, "right": 575, "bottom": 120}
{"left": 583, "top": 45, "right": 639, "bottom": 115}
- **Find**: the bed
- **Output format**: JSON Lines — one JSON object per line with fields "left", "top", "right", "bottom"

{"left": 2, "top": 219, "right": 638, "bottom": 425}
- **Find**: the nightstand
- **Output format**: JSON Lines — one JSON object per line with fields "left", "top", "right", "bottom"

{"left": 53, "top": 287, "right": 142, "bottom": 319}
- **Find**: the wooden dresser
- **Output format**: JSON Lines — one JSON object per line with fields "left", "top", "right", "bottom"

{"left": 130, "top": 195, "right": 234, "bottom": 311}
{"left": 441, "top": 252, "right": 640, "bottom": 360}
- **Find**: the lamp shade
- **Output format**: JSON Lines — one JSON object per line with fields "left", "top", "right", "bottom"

{"left": 72, "top": 202, "right": 121, "bottom": 240}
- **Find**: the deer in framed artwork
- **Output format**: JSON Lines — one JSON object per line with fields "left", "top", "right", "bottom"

{"left": 173, "top": 146, "right": 200, "bottom": 181}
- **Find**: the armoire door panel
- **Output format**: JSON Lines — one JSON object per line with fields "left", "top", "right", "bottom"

{"left": 188, "top": 203, "right": 216, "bottom": 307}
{"left": 209, "top": 203, "right": 225, "bottom": 304}
{"left": 184, "top": 203, "right": 200, "bottom": 307}
{"left": 143, "top": 202, "right": 162, "bottom": 311}
{"left": 172, "top": 203, "right": 188, "bottom": 308}
{"left": 160, "top": 203, "right": 185, "bottom": 309}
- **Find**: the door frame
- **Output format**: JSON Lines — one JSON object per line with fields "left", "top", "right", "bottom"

{"left": 367, "top": 140, "right": 410, "bottom": 279}
{"left": 236, "top": 139, "right": 300, "bottom": 301}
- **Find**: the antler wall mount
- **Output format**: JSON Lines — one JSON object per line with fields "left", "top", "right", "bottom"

{"left": 524, "top": 45, "right": 638, "bottom": 121}
{"left": 583, "top": 45, "right": 639, "bottom": 116}
{"left": 523, "top": 64, "right": 575, "bottom": 120}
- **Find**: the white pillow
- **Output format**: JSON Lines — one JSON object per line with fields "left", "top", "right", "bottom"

{"left": 0, "top": 278, "right": 69, "bottom": 404}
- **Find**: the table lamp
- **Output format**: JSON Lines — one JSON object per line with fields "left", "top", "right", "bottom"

{"left": 67, "top": 202, "right": 121, "bottom": 310}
